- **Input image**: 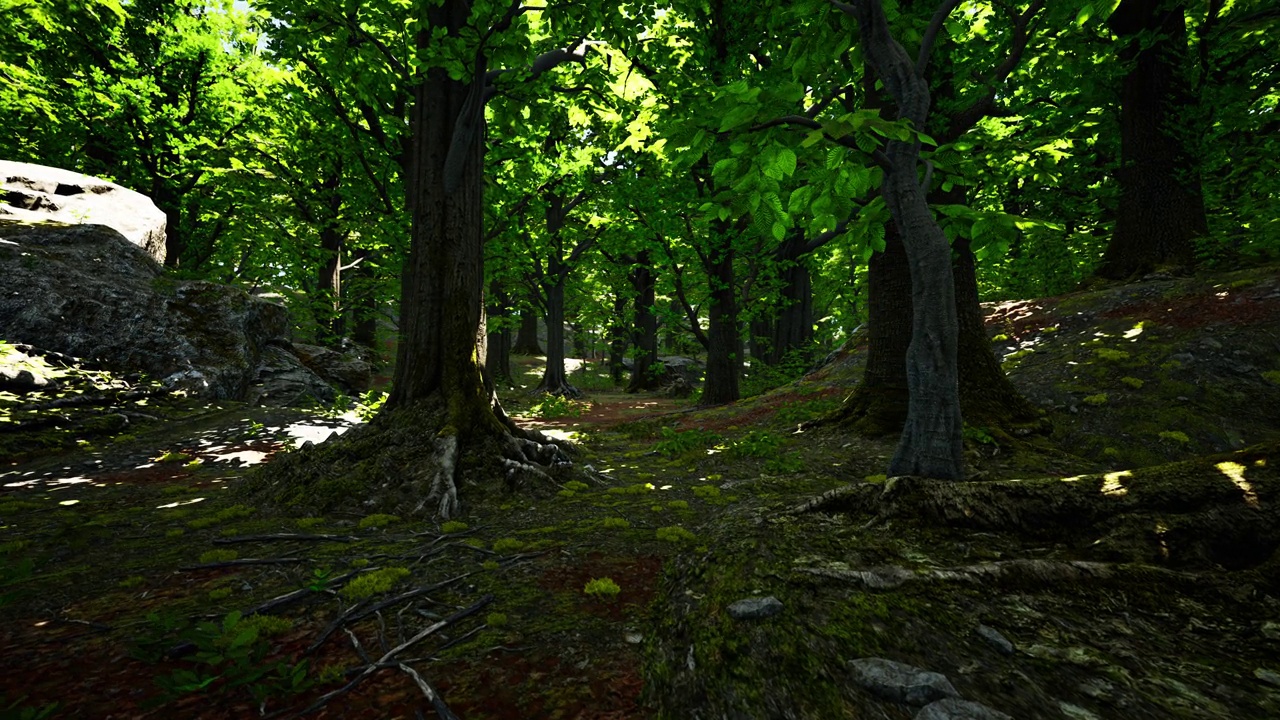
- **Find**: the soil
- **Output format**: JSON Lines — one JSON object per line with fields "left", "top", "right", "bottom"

{"left": 2, "top": 266, "right": 1280, "bottom": 719}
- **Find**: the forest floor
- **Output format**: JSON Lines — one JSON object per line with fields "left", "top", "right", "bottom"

{"left": 3, "top": 265, "right": 1280, "bottom": 719}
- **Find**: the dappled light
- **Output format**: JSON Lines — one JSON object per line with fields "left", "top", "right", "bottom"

{"left": 1100, "top": 470, "right": 1132, "bottom": 497}
{"left": 1216, "top": 461, "right": 1259, "bottom": 508}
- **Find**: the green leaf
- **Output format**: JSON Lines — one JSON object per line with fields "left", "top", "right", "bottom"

{"left": 775, "top": 148, "right": 797, "bottom": 177}
{"left": 771, "top": 221, "right": 787, "bottom": 241}
{"left": 801, "top": 129, "right": 825, "bottom": 148}
{"left": 788, "top": 186, "right": 813, "bottom": 215}
{"left": 719, "top": 104, "right": 757, "bottom": 132}
{"left": 1075, "top": 4, "right": 1094, "bottom": 27}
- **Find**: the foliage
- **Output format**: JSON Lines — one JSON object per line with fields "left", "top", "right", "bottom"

{"left": 583, "top": 577, "right": 621, "bottom": 600}
{"left": 527, "top": 395, "right": 588, "bottom": 419}
{"left": 727, "top": 431, "right": 781, "bottom": 459}
{"left": 656, "top": 526, "right": 697, "bottom": 544}
{"left": 340, "top": 567, "right": 411, "bottom": 601}
{"left": 654, "top": 427, "right": 723, "bottom": 456}
{"left": 198, "top": 549, "right": 237, "bottom": 564}
{"left": 132, "top": 610, "right": 312, "bottom": 705}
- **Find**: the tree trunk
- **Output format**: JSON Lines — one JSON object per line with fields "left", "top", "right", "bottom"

{"left": 699, "top": 227, "right": 740, "bottom": 406}
{"left": 843, "top": 1, "right": 962, "bottom": 479}
{"left": 350, "top": 247, "right": 379, "bottom": 354}
{"left": 512, "top": 307, "right": 544, "bottom": 355}
{"left": 315, "top": 173, "right": 345, "bottom": 347}
{"left": 1098, "top": 0, "right": 1207, "bottom": 279}
{"left": 627, "top": 254, "right": 664, "bottom": 392}
{"left": 769, "top": 239, "right": 815, "bottom": 364}
{"left": 608, "top": 290, "right": 629, "bottom": 385}
{"left": 535, "top": 257, "right": 580, "bottom": 397}
{"left": 485, "top": 281, "right": 514, "bottom": 387}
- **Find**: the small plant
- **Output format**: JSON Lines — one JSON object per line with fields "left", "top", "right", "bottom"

{"left": 440, "top": 520, "right": 469, "bottom": 534}
{"left": 357, "top": 513, "right": 400, "bottom": 530}
{"left": 492, "top": 538, "right": 525, "bottom": 553}
{"left": 199, "top": 549, "right": 238, "bottom": 564}
{"left": 1120, "top": 376, "right": 1145, "bottom": 389}
{"left": 654, "top": 426, "right": 722, "bottom": 456}
{"left": 583, "top": 577, "right": 621, "bottom": 600}
{"left": 155, "top": 450, "right": 193, "bottom": 464}
{"left": 765, "top": 455, "right": 805, "bottom": 474}
{"left": 1159, "top": 430, "right": 1191, "bottom": 444}
{"left": 306, "top": 568, "right": 333, "bottom": 592}
{"left": 656, "top": 526, "right": 697, "bottom": 544}
{"left": 485, "top": 612, "right": 508, "bottom": 627}
{"left": 341, "top": 567, "right": 411, "bottom": 600}
{"left": 1083, "top": 393, "right": 1109, "bottom": 406}
{"left": 354, "top": 390, "right": 388, "bottom": 421}
{"left": 601, "top": 517, "right": 632, "bottom": 528}
{"left": 482, "top": 560, "right": 500, "bottom": 571}
{"left": 527, "top": 394, "right": 586, "bottom": 419}
{"left": 728, "top": 430, "right": 780, "bottom": 458}
{"left": 962, "top": 425, "right": 996, "bottom": 446}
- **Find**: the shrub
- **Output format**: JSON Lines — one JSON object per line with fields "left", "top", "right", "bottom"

{"left": 583, "top": 577, "right": 621, "bottom": 599}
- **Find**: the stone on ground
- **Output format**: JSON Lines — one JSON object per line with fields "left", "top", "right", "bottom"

{"left": 848, "top": 657, "right": 961, "bottom": 705}
{"left": 915, "top": 698, "right": 1013, "bottom": 720}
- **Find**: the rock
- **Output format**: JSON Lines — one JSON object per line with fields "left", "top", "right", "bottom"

{"left": 847, "top": 657, "right": 960, "bottom": 706}
{"left": 1057, "top": 702, "right": 1101, "bottom": 720}
{"left": 0, "top": 222, "right": 328, "bottom": 403}
{"left": 252, "top": 345, "right": 336, "bottom": 406}
{"left": 291, "top": 343, "right": 373, "bottom": 393}
{"left": 976, "top": 625, "right": 1014, "bottom": 655}
{"left": 657, "top": 355, "right": 704, "bottom": 384}
{"left": 1, "top": 161, "right": 166, "bottom": 263}
{"left": 1261, "top": 621, "right": 1280, "bottom": 641}
{"left": 915, "top": 698, "right": 1012, "bottom": 720}
{"left": 1255, "top": 668, "right": 1280, "bottom": 688}
{"left": 1200, "top": 337, "right": 1223, "bottom": 350}
{"left": 727, "top": 596, "right": 783, "bottom": 620}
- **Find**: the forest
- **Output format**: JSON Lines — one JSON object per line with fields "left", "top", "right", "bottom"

{"left": 1, "top": 0, "right": 1279, "bottom": 718}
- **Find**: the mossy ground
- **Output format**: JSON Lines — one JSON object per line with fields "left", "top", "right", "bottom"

{"left": 3, "top": 267, "right": 1280, "bottom": 718}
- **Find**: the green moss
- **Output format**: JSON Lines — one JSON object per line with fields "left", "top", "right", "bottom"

{"left": 1095, "top": 348, "right": 1131, "bottom": 362}
{"left": 482, "top": 560, "right": 500, "bottom": 571}
{"left": 991, "top": 334, "right": 1009, "bottom": 342}
{"left": 188, "top": 505, "right": 254, "bottom": 529}
{"left": 665, "top": 501, "right": 690, "bottom": 511}
{"left": 486, "top": 612, "right": 508, "bottom": 627}
{"left": 492, "top": 538, "right": 525, "bottom": 553}
{"left": 1120, "top": 376, "right": 1145, "bottom": 389}
{"left": 607, "top": 483, "right": 654, "bottom": 495}
{"left": 341, "top": 567, "right": 411, "bottom": 600}
{"left": 657, "top": 526, "right": 697, "bottom": 544}
{"left": 563, "top": 481, "right": 589, "bottom": 492}
{"left": 440, "top": 520, "right": 469, "bottom": 534}
{"left": 1159, "top": 430, "right": 1191, "bottom": 444}
{"left": 118, "top": 575, "right": 145, "bottom": 589}
{"left": 1083, "top": 393, "right": 1109, "bottom": 406}
{"left": 208, "top": 587, "right": 232, "bottom": 600}
{"left": 358, "top": 513, "right": 400, "bottom": 529}
{"left": 199, "top": 549, "right": 238, "bottom": 564}
{"left": 584, "top": 577, "right": 621, "bottom": 599}
{"left": 296, "top": 517, "right": 324, "bottom": 529}
{"left": 165, "top": 529, "right": 185, "bottom": 538}
{"left": 156, "top": 450, "right": 193, "bottom": 464}
{"left": 692, "top": 485, "right": 721, "bottom": 500}
{"left": 601, "top": 517, "right": 632, "bottom": 528}
{"left": 1263, "top": 370, "right": 1280, "bottom": 385}
{"left": 242, "top": 614, "right": 294, "bottom": 637}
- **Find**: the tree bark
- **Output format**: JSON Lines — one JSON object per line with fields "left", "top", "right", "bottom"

{"left": 699, "top": 226, "right": 741, "bottom": 406}
{"left": 1098, "top": 0, "right": 1208, "bottom": 279}
{"left": 608, "top": 290, "right": 629, "bottom": 385}
{"left": 315, "top": 171, "right": 345, "bottom": 347}
{"left": 512, "top": 307, "right": 544, "bottom": 355}
{"left": 535, "top": 253, "right": 580, "bottom": 397}
{"left": 485, "top": 281, "right": 514, "bottom": 387}
{"left": 626, "top": 254, "right": 664, "bottom": 392}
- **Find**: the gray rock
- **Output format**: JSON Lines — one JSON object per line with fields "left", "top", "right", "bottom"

{"left": 1262, "top": 621, "right": 1280, "bottom": 641}
{"left": 291, "top": 342, "right": 373, "bottom": 393}
{"left": 1, "top": 161, "right": 166, "bottom": 263}
{"left": 848, "top": 657, "right": 960, "bottom": 706}
{"left": 976, "top": 625, "right": 1014, "bottom": 655}
{"left": 727, "top": 596, "right": 783, "bottom": 620}
{"left": 1255, "top": 668, "right": 1280, "bottom": 688}
{"left": 915, "top": 698, "right": 1012, "bottom": 720}
{"left": 0, "top": 222, "right": 329, "bottom": 403}
{"left": 252, "top": 345, "right": 336, "bottom": 406}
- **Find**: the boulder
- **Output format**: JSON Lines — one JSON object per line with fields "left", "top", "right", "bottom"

{"left": 848, "top": 657, "right": 961, "bottom": 706}
{"left": 726, "top": 596, "right": 784, "bottom": 620}
{"left": 291, "top": 342, "right": 373, "bottom": 394}
{"left": 657, "top": 356, "right": 704, "bottom": 384}
{"left": 1, "top": 161, "right": 166, "bottom": 263}
{"left": 0, "top": 221, "right": 328, "bottom": 403}
{"left": 915, "top": 699, "right": 1012, "bottom": 720}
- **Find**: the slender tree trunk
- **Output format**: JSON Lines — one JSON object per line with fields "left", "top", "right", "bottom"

{"left": 316, "top": 173, "right": 345, "bottom": 347}
{"left": 536, "top": 258, "right": 580, "bottom": 397}
{"left": 512, "top": 306, "right": 544, "bottom": 355}
{"left": 700, "top": 227, "right": 740, "bottom": 406}
{"left": 350, "top": 247, "right": 379, "bottom": 354}
{"left": 608, "top": 290, "right": 629, "bottom": 384}
{"left": 485, "top": 281, "right": 514, "bottom": 387}
{"left": 627, "top": 254, "right": 663, "bottom": 392}
{"left": 1099, "top": 0, "right": 1207, "bottom": 279}
{"left": 770, "top": 242, "right": 815, "bottom": 364}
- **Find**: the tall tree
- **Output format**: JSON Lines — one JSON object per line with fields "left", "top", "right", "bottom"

{"left": 1097, "top": 0, "right": 1209, "bottom": 278}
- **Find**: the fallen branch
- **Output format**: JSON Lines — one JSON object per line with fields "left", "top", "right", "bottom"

{"left": 398, "top": 663, "right": 460, "bottom": 720}
{"left": 213, "top": 533, "right": 359, "bottom": 544}
{"left": 795, "top": 559, "right": 1197, "bottom": 590}
{"left": 285, "top": 594, "right": 493, "bottom": 718}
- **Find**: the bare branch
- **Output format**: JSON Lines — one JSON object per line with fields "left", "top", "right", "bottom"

{"left": 917, "top": 0, "right": 964, "bottom": 77}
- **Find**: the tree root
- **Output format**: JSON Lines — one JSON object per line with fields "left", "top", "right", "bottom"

{"left": 418, "top": 434, "right": 460, "bottom": 519}
{"left": 794, "top": 559, "right": 1195, "bottom": 590}
{"left": 794, "top": 444, "right": 1280, "bottom": 569}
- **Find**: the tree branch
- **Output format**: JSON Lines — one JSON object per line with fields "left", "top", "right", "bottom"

{"left": 917, "top": 0, "right": 964, "bottom": 77}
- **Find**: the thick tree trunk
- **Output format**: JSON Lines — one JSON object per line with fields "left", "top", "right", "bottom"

{"left": 699, "top": 228, "right": 740, "bottom": 406}
{"left": 768, "top": 239, "right": 815, "bottom": 364}
{"left": 1098, "top": 0, "right": 1208, "bottom": 279}
{"left": 512, "top": 307, "right": 544, "bottom": 355}
{"left": 627, "top": 255, "right": 664, "bottom": 392}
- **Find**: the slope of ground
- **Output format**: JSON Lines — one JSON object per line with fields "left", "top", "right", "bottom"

{"left": 2, "top": 266, "right": 1279, "bottom": 719}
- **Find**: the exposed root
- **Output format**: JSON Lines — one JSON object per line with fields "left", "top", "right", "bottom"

{"left": 795, "top": 559, "right": 1194, "bottom": 590}
{"left": 417, "top": 434, "right": 460, "bottom": 519}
